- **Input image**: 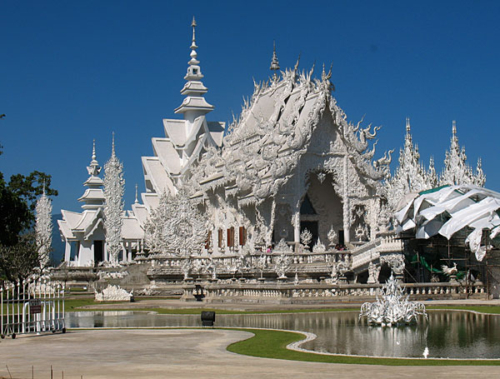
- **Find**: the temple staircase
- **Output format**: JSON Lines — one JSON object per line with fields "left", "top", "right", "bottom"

{"left": 350, "top": 235, "right": 403, "bottom": 274}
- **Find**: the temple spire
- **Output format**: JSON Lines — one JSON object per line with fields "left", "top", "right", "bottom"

{"left": 270, "top": 41, "right": 280, "bottom": 82}
{"left": 175, "top": 17, "right": 214, "bottom": 120}
{"left": 112, "top": 132, "right": 116, "bottom": 158}
{"left": 189, "top": 17, "right": 199, "bottom": 65}
{"left": 92, "top": 139, "right": 97, "bottom": 161}
{"left": 87, "top": 139, "right": 101, "bottom": 177}
{"left": 270, "top": 41, "right": 280, "bottom": 71}
{"left": 81, "top": 139, "right": 105, "bottom": 210}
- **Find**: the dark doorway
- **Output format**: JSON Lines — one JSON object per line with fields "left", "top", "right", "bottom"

{"left": 94, "top": 240, "right": 104, "bottom": 264}
{"left": 300, "top": 221, "right": 318, "bottom": 249}
{"left": 338, "top": 230, "right": 345, "bottom": 246}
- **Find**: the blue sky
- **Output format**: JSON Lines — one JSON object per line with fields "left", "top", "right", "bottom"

{"left": 1, "top": 0, "right": 499, "bottom": 215}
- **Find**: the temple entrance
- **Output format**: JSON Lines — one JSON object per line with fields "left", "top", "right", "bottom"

{"left": 94, "top": 240, "right": 104, "bottom": 265}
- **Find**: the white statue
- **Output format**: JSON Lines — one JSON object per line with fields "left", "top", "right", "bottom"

{"left": 367, "top": 262, "right": 380, "bottom": 284}
{"left": 327, "top": 226, "right": 337, "bottom": 247}
{"left": 300, "top": 229, "right": 312, "bottom": 249}
{"left": 274, "top": 252, "right": 291, "bottom": 279}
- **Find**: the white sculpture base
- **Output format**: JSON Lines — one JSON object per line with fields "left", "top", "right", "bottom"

{"left": 95, "top": 285, "right": 133, "bottom": 302}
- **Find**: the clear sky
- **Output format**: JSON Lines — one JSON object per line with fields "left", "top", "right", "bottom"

{"left": 1, "top": 0, "right": 499, "bottom": 215}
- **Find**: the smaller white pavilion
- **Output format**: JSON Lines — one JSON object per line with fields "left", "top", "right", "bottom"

{"left": 58, "top": 142, "right": 145, "bottom": 266}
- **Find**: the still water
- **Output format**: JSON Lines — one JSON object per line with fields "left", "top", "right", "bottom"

{"left": 66, "top": 310, "right": 500, "bottom": 359}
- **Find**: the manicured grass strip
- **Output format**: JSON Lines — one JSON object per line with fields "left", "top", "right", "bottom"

{"left": 226, "top": 328, "right": 500, "bottom": 366}
{"left": 63, "top": 298, "right": 500, "bottom": 316}
{"left": 71, "top": 305, "right": 361, "bottom": 315}
{"left": 427, "top": 305, "right": 500, "bottom": 314}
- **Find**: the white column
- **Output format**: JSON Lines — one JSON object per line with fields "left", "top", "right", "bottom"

{"left": 293, "top": 206, "right": 301, "bottom": 252}
{"left": 64, "top": 241, "right": 71, "bottom": 263}
{"left": 343, "top": 155, "right": 351, "bottom": 243}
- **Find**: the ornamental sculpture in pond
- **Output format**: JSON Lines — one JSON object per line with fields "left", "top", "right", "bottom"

{"left": 359, "top": 274, "right": 426, "bottom": 326}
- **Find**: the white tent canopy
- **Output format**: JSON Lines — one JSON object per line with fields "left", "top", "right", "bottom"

{"left": 395, "top": 184, "right": 500, "bottom": 261}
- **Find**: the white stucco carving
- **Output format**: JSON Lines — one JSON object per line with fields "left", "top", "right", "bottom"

{"left": 35, "top": 188, "right": 52, "bottom": 268}
{"left": 95, "top": 285, "right": 133, "bottom": 302}
{"left": 103, "top": 136, "right": 125, "bottom": 266}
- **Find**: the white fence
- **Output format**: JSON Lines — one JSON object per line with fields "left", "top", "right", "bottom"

{"left": 1, "top": 277, "right": 65, "bottom": 339}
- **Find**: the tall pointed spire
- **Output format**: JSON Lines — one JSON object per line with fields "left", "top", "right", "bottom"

{"left": 270, "top": 41, "right": 280, "bottom": 82}
{"left": 80, "top": 139, "right": 105, "bottom": 209}
{"left": 190, "top": 17, "right": 198, "bottom": 65}
{"left": 270, "top": 41, "right": 280, "bottom": 70}
{"left": 175, "top": 17, "right": 214, "bottom": 120}
{"left": 87, "top": 139, "right": 101, "bottom": 177}
{"left": 111, "top": 132, "right": 116, "bottom": 158}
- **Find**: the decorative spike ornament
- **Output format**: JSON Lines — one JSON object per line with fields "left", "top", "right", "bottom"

{"left": 270, "top": 41, "right": 280, "bottom": 82}
{"left": 385, "top": 118, "right": 433, "bottom": 211}
{"left": 87, "top": 139, "right": 101, "bottom": 177}
{"left": 440, "top": 121, "right": 484, "bottom": 186}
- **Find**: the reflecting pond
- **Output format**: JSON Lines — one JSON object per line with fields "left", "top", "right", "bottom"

{"left": 66, "top": 310, "right": 500, "bottom": 359}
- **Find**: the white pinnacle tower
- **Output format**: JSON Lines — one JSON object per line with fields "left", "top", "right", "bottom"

{"left": 35, "top": 186, "right": 53, "bottom": 269}
{"left": 440, "top": 121, "right": 485, "bottom": 186}
{"left": 174, "top": 17, "right": 214, "bottom": 123}
{"left": 104, "top": 133, "right": 125, "bottom": 265}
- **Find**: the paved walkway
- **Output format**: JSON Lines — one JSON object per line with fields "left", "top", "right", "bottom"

{"left": 1, "top": 329, "right": 499, "bottom": 379}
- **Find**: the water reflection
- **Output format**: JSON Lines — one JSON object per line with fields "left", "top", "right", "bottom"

{"left": 66, "top": 310, "right": 500, "bottom": 359}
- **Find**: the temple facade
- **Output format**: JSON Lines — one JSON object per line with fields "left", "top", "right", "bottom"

{"left": 58, "top": 20, "right": 487, "bottom": 285}
{"left": 141, "top": 20, "right": 394, "bottom": 263}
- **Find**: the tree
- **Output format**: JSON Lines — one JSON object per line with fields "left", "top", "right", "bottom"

{"left": 0, "top": 233, "right": 40, "bottom": 283}
{"left": 0, "top": 121, "right": 58, "bottom": 281}
{"left": 0, "top": 171, "right": 57, "bottom": 247}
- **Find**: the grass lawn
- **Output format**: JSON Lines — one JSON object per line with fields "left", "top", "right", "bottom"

{"left": 226, "top": 328, "right": 500, "bottom": 366}
{"left": 426, "top": 305, "right": 500, "bottom": 314}
{"left": 64, "top": 297, "right": 500, "bottom": 316}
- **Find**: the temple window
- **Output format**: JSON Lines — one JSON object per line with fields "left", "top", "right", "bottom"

{"left": 227, "top": 227, "right": 235, "bottom": 248}
{"left": 218, "top": 229, "right": 224, "bottom": 248}
{"left": 239, "top": 226, "right": 247, "bottom": 246}
{"left": 205, "top": 231, "right": 212, "bottom": 250}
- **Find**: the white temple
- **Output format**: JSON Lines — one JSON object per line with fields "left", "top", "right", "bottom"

{"left": 58, "top": 19, "right": 488, "bottom": 281}
{"left": 58, "top": 141, "right": 145, "bottom": 266}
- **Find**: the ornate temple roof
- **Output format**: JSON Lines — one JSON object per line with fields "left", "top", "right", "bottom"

{"left": 190, "top": 62, "right": 391, "bottom": 204}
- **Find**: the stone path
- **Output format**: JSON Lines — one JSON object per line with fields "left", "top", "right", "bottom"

{"left": 1, "top": 329, "right": 499, "bottom": 379}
